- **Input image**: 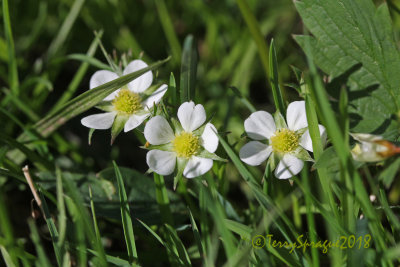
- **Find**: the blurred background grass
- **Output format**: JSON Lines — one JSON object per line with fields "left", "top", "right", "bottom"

{"left": 2, "top": 0, "right": 400, "bottom": 266}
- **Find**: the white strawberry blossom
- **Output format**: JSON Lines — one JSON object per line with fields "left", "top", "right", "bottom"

{"left": 144, "top": 101, "right": 220, "bottom": 178}
{"left": 239, "top": 101, "right": 326, "bottom": 179}
{"left": 81, "top": 59, "right": 167, "bottom": 132}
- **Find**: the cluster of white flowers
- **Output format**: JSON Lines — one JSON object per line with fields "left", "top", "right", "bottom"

{"left": 81, "top": 60, "right": 221, "bottom": 180}
{"left": 83, "top": 59, "right": 395, "bottom": 181}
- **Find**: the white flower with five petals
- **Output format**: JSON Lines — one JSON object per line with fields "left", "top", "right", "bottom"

{"left": 239, "top": 101, "right": 326, "bottom": 179}
{"left": 144, "top": 101, "right": 221, "bottom": 179}
{"left": 81, "top": 59, "right": 167, "bottom": 134}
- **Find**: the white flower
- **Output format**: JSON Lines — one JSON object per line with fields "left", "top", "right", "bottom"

{"left": 239, "top": 101, "right": 326, "bottom": 179}
{"left": 144, "top": 101, "right": 220, "bottom": 178}
{"left": 81, "top": 59, "right": 168, "bottom": 133}
{"left": 351, "top": 133, "right": 400, "bottom": 162}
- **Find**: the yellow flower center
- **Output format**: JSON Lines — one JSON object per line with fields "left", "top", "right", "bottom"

{"left": 112, "top": 88, "right": 142, "bottom": 115}
{"left": 270, "top": 128, "right": 299, "bottom": 153}
{"left": 173, "top": 132, "right": 200, "bottom": 158}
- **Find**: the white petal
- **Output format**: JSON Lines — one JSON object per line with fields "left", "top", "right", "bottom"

{"left": 274, "top": 154, "right": 304, "bottom": 179}
{"left": 244, "top": 111, "right": 276, "bottom": 140}
{"left": 286, "top": 101, "right": 308, "bottom": 131}
{"left": 144, "top": 116, "right": 175, "bottom": 145}
{"left": 177, "top": 101, "right": 206, "bottom": 132}
{"left": 123, "top": 60, "right": 153, "bottom": 93}
{"left": 183, "top": 156, "right": 213, "bottom": 178}
{"left": 239, "top": 141, "right": 272, "bottom": 166}
{"left": 146, "top": 150, "right": 176, "bottom": 176}
{"left": 299, "top": 125, "right": 327, "bottom": 152}
{"left": 142, "top": 84, "right": 168, "bottom": 109}
{"left": 90, "top": 70, "right": 120, "bottom": 101}
{"left": 81, "top": 112, "right": 116, "bottom": 130}
{"left": 124, "top": 113, "right": 150, "bottom": 132}
{"left": 201, "top": 123, "right": 219, "bottom": 153}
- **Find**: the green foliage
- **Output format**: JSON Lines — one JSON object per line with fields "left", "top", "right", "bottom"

{"left": 295, "top": 0, "right": 400, "bottom": 139}
{"left": 1, "top": 0, "right": 400, "bottom": 266}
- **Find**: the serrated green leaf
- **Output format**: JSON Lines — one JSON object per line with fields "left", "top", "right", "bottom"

{"left": 294, "top": 0, "right": 400, "bottom": 139}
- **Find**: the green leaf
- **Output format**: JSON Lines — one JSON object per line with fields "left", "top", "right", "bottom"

{"left": 269, "top": 39, "right": 286, "bottom": 116}
{"left": 294, "top": 0, "right": 400, "bottom": 139}
{"left": 180, "top": 35, "right": 198, "bottom": 103}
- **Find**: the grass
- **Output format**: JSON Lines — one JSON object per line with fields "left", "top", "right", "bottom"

{"left": 1, "top": 0, "right": 400, "bottom": 266}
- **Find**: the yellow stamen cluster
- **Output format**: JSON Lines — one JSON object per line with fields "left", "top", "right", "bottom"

{"left": 173, "top": 132, "right": 200, "bottom": 158}
{"left": 112, "top": 89, "right": 142, "bottom": 115}
{"left": 270, "top": 128, "right": 299, "bottom": 153}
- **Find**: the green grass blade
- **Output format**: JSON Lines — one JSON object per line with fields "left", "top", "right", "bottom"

{"left": 304, "top": 94, "right": 339, "bottom": 220}
{"left": 236, "top": 0, "right": 269, "bottom": 79}
{"left": 153, "top": 173, "right": 174, "bottom": 226}
{"left": 87, "top": 249, "right": 132, "bottom": 267}
{"left": 66, "top": 54, "right": 112, "bottom": 71}
{"left": 51, "top": 32, "right": 102, "bottom": 110}
{"left": 64, "top": 197, "right": 87, "bottom": 267}
{"left": 199, "top": 177, "right": 236, "bottom": 259}
{"left": 268, "top": 39, "right": 286, "bottom": 115}
{"left": 164, "top": 224, "right": 192, "bottom": 266}
{"left": 0, "top": 246, "right": 17, "bottom": 267}
{"left": 180, "top": 35, "right": 197, "bottom": 103}
{"left": 113, "top": 161, "right": 138, "bottom": 263}
{"left": 0, "top": 190, "right": 19, "bottom": 267}
{"left": 188, "top": 208, "right": 205, "bottom": 258}
{"left": 39, "top": 192, "right": 62, "bottom": 266}
{"left": 0, "top": 133, "right": 53, "bottom": 171}
{"left": 155, "top": 0, "right": 182, "bottom": 65}
{"left": 136, "top": 219, "right": 185, "bottom": 266}
{"left": 2, "top": 0, "right": 19, "bottom": 95}
{"left": 229, "top": 86, "right": 256, "bottom": 113}
{"left": 56, "top": 168, "right": 67, "bottom": 262}
{"left": 28, "top": 219, "right": 51, "bottom": 267}
{"left": 62, "top": 178, "right": 107, "bottom": 266}
{"left": 300, "top": 165, "right": 319, "bottom": 267}
{"left": 89, "top": 187, "right": 102, "bottom": 242}
{"left": 46, "top": 0, "right": 85, "bottom": 59}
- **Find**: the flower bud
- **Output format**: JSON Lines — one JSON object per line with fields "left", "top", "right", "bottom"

{"left": 350, "top": 133, "right": 400, "bottom": 162}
